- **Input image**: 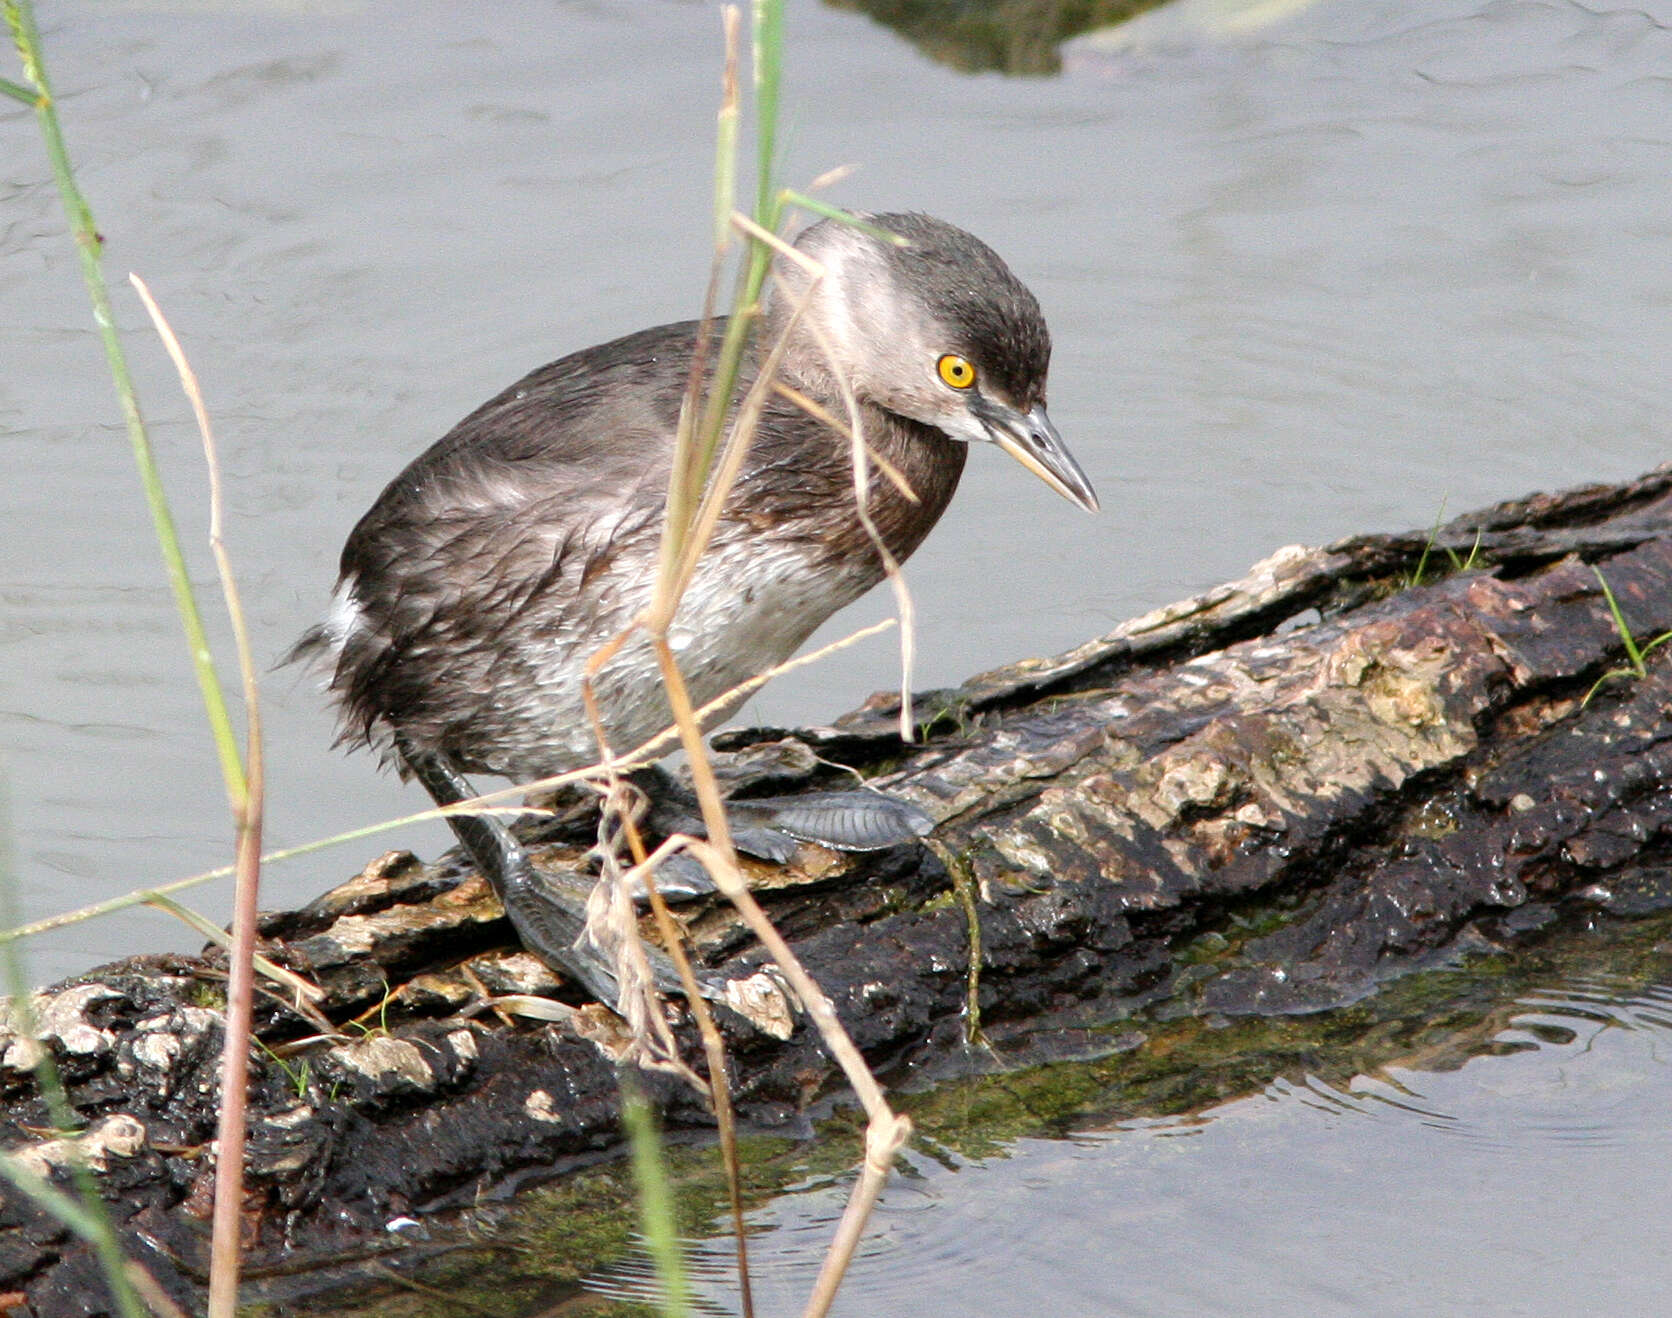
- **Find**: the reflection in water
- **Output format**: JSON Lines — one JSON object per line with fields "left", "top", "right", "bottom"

{"left": 827, "top": 0, "right": 1332, "bottom": 73}
{"left": 585, "top": 947, "right": 1672, "bottom": 1317}
{"left": 1256, "top": 1071, "right": 1461, "bottom": 1133}
{"left": 824, "top": 0, "right": 1166, "bottom": 74}
{"left": 1076, "top": 0, "right": 1332, "bottom": 54}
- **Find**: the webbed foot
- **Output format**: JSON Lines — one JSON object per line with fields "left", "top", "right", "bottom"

{"left": 398, "top": 738, "right": 709, "bottom": 1005}
{"left": 638, "top": 770, "right": 935, "bottom": 894}
{"left": 726, "top": 790, "right": 935, "bottom": 854}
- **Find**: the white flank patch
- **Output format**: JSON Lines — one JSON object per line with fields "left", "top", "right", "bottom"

{"left": 321, "top": 575, "right": 364, "bottom": 655}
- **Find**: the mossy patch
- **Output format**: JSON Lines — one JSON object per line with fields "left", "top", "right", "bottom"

{"left": 258, "top": 902, "right": 1672, "bottom": 1315}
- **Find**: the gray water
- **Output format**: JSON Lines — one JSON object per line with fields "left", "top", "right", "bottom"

{"left": 8, "top": 0, "right": 1667, "bottom": 984}
{"left": 7, "top": 1, "right": 1672, "bottom": 1309}
{"left": 592, "top": 966, "right": 1672, "bottom": 1316}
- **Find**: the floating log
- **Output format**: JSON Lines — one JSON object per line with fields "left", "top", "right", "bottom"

{"left": 8, "top": 464, "right": 1672, "bottom": 1314}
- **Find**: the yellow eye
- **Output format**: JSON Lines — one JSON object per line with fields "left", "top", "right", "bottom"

{"left": 937, "top": 354, "right": 977, "bottom": 390}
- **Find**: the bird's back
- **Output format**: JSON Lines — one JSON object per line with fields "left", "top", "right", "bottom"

{"left": 300, "top": 317, "right": 966, "bottom": 780}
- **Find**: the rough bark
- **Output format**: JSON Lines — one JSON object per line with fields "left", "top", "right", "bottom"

{"left": 8, "top": 464, "right": 1672, "bottom": 1314}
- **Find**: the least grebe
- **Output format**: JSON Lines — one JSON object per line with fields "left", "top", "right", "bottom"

{"left": 295, "top": 212, "right": 1097, "bottom": 1002}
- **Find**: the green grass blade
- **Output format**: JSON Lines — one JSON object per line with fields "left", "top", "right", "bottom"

{"left": 706, "top": 0, "right": 786, "bottom": 427}
{"left": 779, "top": 191, "right": 906, "bottom": 242}
{"left": 621, "top": 1071, "right": 693, "bottom": 1317}
{"left": 1407, "top": 497, "right": 1447, "bottom": 588}
{"left": 1, "top": 72, "right": 34, "bottom": 103}
{"left": 0, "top": 1156, "right": 114, "bottom": 1240}
{"left": 712, "top": 51, "right": 739, "bottom": 250}
{"left": 1582, "top": 666, "right": 1628, "bottom": 708}
{"left": 0, "top": 781, "right": 149, "bottom": 1317}
{"left": 142, "top": 892, "right": 318, "bottom": 1007}
{"left": 1637, "top": 630, "right": 1672, "bottom": 662}
{"left": 5, "top": 0, "right": 248, "bottom": 808}
{"left": 752, "top": 0, "right": 782, "bottom": 225}
{"left": 1592, "top": 566, "right": 1646, "bottom": 675}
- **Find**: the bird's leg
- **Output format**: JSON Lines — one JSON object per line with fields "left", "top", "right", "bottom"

{"left": 395, "top": 736, "right": 696, "bottom": 1004}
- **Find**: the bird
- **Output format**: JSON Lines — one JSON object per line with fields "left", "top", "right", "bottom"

{"left": 293, "top": 211, "right": 1098, "bottom": 1004}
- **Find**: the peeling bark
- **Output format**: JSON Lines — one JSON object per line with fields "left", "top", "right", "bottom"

{"left": 8, "top": 464, "right": 1672, "bottom": 1313}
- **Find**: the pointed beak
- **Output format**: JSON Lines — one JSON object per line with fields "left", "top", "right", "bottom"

{"left": 974, "top": 398, "right": 1100, "bottom": 513}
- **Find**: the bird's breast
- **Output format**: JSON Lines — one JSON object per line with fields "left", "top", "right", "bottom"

{"left": 660, "top": 533, "right": 871, "bottom": 696}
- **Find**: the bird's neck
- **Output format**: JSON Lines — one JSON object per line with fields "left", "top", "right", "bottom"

{"left": 749, "top": 399, "right": 965, "bottom": 583}
{"left": 854, "top": 404, "right": 967, "bottom": 563}
{"left": 729, "top": 324, "right": 968, "bottom": 579}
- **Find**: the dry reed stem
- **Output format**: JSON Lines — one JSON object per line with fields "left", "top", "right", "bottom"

{"left": 124, "top": 1263, "right": 193, "bottom": 1318}
{"left": 614, "top": 808, "right": 756, "bottom": 1318}
{"left": 728, "top": 212, "right": 919, "bottom": 742}
{"left": 576, "top": 633, "right": 713, "bottom": 1088}
{"left": 804, "top": 164, "right": 855, "bottom": 194}
{"left": 237, "top": 972, "right": 339, "bottom": 1040}
{"left": 0, "top": 616, "right": 895, "bottom": 947}
{"left": 810, "top": 314, "right": 917, "bottom": 743}
{"left": 611, "top": 821, "right": 915, "bottom": 1318}
{"left": 129, "top": 274, "right": 264, "bottom": 1318}
{"left": 803, "top": 1111, "right": 914, "bottom": 1318}
{"left": 651, "top": 219, "right": 819, "bottom": 628}
{"left": 583, "top": 32, "right": 771, "bottom": 1273}
{"left": 770, "top": 381, "right": 918, "bottom": 503}
{"left": 566, "top": 20, "right": 762, "bottom": 1300}
{"left": 668, "top": 831, "right": 898, "bottom": 1119}
{"left": 598, "top": 235, "right": 782, "bottom": 1303}
{"left": 7, "top": 37, "right": 261, "bottom": 1307}
{"left": 590, "top": 787, "right": 700, "bottom": 1082}
{"left": 574, "top": 635, "right": 669, "bottom": 1037}
{"left": 647, "top": 607, "right": 912, "bottom": 1318}
{"left": 576, "top": 634, "right": 751, "bottom": 1314}
{"left": 579, "top": 218, "right": 808, "bottom": 1301}
{"left": 657, "top": 4, "right": 737, "bottom": 596}
{"left": 139, "top": 893, "right": 323, "bottom": 1016}
{"left": 713, "top": 209, "right": 919, "bottom": 1316}
{"left": 576, "top": 54, "right": 842, "bottom": 1292}
{"left": 672, "top": 825, "right": 914, "bottom": 1318}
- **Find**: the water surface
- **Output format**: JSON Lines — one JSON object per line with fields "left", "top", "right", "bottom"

{"left": 9, "top": 4, "right": 1672, "bottom": 1313}
{"left": 4, "top": 0, "right": 1670, "bottom": 1005}
{"left": 579, "top": 921, "right": 1672, "bottom": 1316}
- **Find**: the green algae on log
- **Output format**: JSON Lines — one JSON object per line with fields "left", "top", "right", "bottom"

{"left": 8, "top": 463, "right": 1672, "bottom": 1314}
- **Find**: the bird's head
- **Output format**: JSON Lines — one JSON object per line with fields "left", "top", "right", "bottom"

{"left": 766, "top": 211, "right": 1099, "bottom": 513}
